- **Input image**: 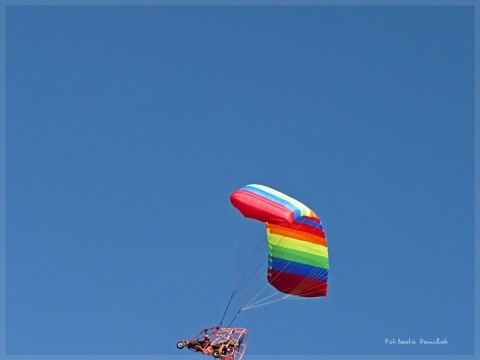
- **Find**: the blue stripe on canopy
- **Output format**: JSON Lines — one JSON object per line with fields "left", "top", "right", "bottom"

{"left": 269, "top": 257, "right": 329, "bottom": 282}
{"left": 243, "top": 185, "right": 302, "bottom": 219}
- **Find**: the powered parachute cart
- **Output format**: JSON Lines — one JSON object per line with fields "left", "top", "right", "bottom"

{"left": 177, "top": 326, "right": 248, "bottom": 360}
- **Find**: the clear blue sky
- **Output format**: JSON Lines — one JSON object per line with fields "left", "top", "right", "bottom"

{"left": 5, "top": 4, "right": 475, "bottom": 358}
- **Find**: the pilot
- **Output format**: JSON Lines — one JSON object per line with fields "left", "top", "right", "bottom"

{"left": 189, "top": 333, "right": 211, "bottom": 350}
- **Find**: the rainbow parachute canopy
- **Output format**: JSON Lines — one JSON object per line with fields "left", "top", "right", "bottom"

{"left": 230, "top": 184, "right": 329, "bottom": 298}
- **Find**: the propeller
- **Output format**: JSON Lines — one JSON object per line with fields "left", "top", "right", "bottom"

{"left": 238, "top": 333, "right": 246, "bottom": 348}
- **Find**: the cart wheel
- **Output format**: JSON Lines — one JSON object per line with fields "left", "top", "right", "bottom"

{"left": 176, "top": 341, "right": 185, "bottom": 349}
{"left": 213, "top": 350, "right": 221, "bottom": 358}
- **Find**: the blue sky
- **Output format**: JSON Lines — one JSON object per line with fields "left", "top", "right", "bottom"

{"left": 4, "top": 4, "right": 476, "bottom": 358}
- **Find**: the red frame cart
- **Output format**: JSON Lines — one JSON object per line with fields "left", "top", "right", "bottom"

{"left": 177, "top": 326, "right": 248, "bottom": 360}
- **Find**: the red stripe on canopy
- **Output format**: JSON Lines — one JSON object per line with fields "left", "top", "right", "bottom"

{"left": 230, "top": 189, "right": 295, "bottom": 225}
{"left": 268, "top": 269, "right": 328, "bottom": 297}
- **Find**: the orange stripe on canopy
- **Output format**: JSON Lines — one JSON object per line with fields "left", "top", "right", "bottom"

{"left": 268, "top": 223, "right": 327, "bottom": 247}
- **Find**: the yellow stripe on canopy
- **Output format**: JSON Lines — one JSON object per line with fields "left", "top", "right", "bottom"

{"left": 268, "top": 232, "right": 328, "bottom": 258}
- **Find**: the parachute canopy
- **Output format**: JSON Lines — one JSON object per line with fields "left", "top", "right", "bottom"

{"left": 230, "top": 184, "right": 329, "bottom": 298}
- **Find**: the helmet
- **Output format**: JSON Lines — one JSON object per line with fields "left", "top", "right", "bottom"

{"left": 204, "top": 334, "right": 210, "bottom": 339}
